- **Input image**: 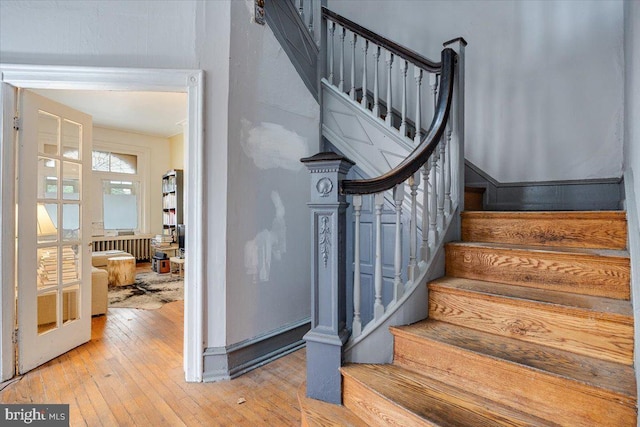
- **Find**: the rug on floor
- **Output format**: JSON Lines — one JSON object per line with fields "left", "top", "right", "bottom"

{"left": 108, "top": 272, "right": 184, "bottom": 310}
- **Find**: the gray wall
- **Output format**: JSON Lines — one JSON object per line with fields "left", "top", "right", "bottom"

{"left": 225, "top": 0, "right": 317, "bottom": 344}
{"left": 327, "top": 0, "right": 624, "bottom": 184}
{"left": 623, "top": 0, "right": 640, "bottom": 417}
{"left": 0, "top": 0, "right": 317, "bottom": 352}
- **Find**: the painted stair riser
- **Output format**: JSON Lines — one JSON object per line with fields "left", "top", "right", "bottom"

{"left": 445, "top": 244, "right": 630, "bottom": 299}
{"left": 461, "top": 212, "right": 627, "bottom": 250}
{"left": 392, "top": 334, "right": 636, "bottom": 427}
{"left": 428, "top": 287, "right": 634, "bottom": 365}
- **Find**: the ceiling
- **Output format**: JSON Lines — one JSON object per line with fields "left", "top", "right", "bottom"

{"left": 31, "top": 89, "right": 188, "bottom": 138}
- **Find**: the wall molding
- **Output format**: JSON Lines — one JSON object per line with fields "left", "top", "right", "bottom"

{"left": 465, "top": 161, "right": 625, "bottom": 211}
{"left": 203, "top": 318, "right": 310, "bottom": 382}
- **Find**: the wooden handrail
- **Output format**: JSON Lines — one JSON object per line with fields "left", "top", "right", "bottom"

{"left": 322, "top": 7, "right": 441, "bottom": 73}
{"left": 341, "top": 48, "right": 456, "bottom": 195}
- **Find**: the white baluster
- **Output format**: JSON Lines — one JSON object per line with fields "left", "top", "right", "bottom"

{"left": 420, "top": 163, "right": 430, "bottom": 261}
{"left": 429, "top": 73, "right": 439, "bottom": 109}
{"left": 385, "top": 51, "right": 393, "bottom": 127}
{"left": 408, "top": 173, "right": 419, "bottom": 282}
{"left": 372, "top": 46, "right": 380, "bottom": 117}
{"left": 339, "top": 27, "right": 345, "bottom": 92}
{"left": 414, "top": 67, "right": 423, "bottom": 144}
{"left": 350, "top": 33, "right": 357, "bottom": 100}
{"left": 327, "top": 21, "right": 335, "bottom": 85}
{"left": 307, "top": 0, "right": 313, "bottom": 34}
{"left": 352, "top": 195, "right": 362, "bottom": 337}
{"left": 438, "top": 140, "right": 446, "bottom": 229}
{"left": 373, "top": 192, "right": 384, "bottom": 320}
{"left": 361, "top": 40, "right": 369, "bottom": 109}
{"left": 399, "top": 60, "right": 408, "bottom": 137}
{"left": 430, "top": 152, "right": 438, "bottom": 244}
{"left": 393, "top": 184, "right": 404, "bottom": 302}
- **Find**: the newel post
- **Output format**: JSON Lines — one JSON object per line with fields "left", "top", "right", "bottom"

{"left": 301, "top": 152, "right": 355, "bottom": 404}
{"left": 443, "top": 37, "right": 467, "bottom": 217}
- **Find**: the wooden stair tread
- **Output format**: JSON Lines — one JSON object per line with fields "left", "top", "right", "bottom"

{"left": 429, "top": 277, "right": 633, "bottom": 321}
{"left": 390, "top": 319, "right": 636, "bottom": 400}
{"left": 341, "top": 364, "right": 555, "bottom": 427}
{"left": 462, "top": 210, "right": 626, "bottom": 220}
{"left": 448, "top": 241, "right": 629, "bottom": 258}
{"left": 297, "top": 382, "right": 368, "bottom": 427}
{"left": 461, "top": 210, "right": 627, "bottom": 249}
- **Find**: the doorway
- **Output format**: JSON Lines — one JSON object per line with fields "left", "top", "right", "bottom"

{"left": 0, "top": 65, "right": 204, "bottom": 382}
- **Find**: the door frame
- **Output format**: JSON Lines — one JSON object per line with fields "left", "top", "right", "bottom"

{"left": 0, "top": 65, "right": 205, "bottom": 382}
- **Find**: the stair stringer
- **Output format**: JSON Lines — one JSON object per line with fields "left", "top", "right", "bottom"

{"left": 343, "top": 211, "right": 460, "bottom": 364}
{"left": 321, "top": 79, "right": 415, "bottom": 178}
{"left": 265, "top": 0, "right": 319, "bottom": 101}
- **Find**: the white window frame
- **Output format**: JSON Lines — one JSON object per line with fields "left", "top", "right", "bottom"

{"left": 91, "top": 141, "right": 150, "bottom": 234}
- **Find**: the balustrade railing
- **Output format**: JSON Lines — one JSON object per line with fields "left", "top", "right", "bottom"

{"left": 322, "top": 8, "right": 445, "bottom": 143}
{"left": 302, "top": 7, "right": 466, "bottom": 404}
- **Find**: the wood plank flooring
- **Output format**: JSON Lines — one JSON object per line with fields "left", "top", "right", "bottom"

{"left": 0, "top": 301, "right": 306, "bottom": 426}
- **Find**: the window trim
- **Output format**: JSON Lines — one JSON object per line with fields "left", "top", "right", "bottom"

{"left": 91, "top": 141, "right": 150, "bottom": 234}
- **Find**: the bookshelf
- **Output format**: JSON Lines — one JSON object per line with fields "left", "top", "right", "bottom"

{"left": 161, "top": 169, "right": 183, "bottom": 243}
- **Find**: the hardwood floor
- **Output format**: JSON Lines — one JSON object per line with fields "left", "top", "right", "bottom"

{"left": 1, "top": 301, "right": 306, "bottom": 426}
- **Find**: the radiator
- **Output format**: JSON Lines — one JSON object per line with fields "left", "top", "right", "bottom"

{"left": 92, "top": 234, "right": 153, "bottom": 261}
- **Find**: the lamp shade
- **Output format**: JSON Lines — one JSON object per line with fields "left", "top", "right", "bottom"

{"left": 37, "top": 204, "right": 57, "bottom": 237}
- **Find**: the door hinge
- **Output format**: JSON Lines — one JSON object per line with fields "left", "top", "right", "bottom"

{"left": 13, "top": 116, "right": 20, "bottom": 131}
{"left": 12, "top": 329, "right": 18, "bottom": 344}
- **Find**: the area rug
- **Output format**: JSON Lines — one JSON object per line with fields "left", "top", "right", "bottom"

{"left": 108, "top": 272, "right": 184, "bottom": 310}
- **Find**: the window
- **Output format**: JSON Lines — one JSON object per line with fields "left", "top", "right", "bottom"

{"left": 92, "top": 150, "right": 137, "bottom": 174}
{"left": 102, "top": 180, "right": 138, "bottom": 230}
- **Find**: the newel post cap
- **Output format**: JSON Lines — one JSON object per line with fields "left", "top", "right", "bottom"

{"left": 301, "top": 152, "right": 355, "bottom": 203}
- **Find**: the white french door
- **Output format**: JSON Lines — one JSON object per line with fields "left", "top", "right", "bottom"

{"left": 16, "top": 90, "right": 93, "bottom": 373}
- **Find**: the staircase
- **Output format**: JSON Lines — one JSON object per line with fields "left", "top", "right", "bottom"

{"left": 265, "top": 2, "right": 637, "bottom": 424}
{"left": 300, "top": 210, "right": 636, "bottom": 426}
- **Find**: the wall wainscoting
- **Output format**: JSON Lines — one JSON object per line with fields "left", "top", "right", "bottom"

{"left": 465, "top": 161, "right": 625, "bottom": 211}
{"left": 203, "top": 318, "right": 310, "bottom": 382}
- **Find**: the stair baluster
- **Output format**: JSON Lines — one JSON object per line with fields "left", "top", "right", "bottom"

{"left": 298, "top": 0, "right": 304, "bottom": 23}
{"left": 414, "top": 67, "right": 423, "bottom": 144}
{"left": 438, "top": 139, "right": 446, "bottom": 229}
{"left": 350, "top": 33, "right": 357, "bottom": 100}
{"left": 352, "top": 195, "right": 363, "bottom": 338}
{"left": 361, "top": 40, "right": 369, "bottom": 109}
{"left": 421, "top": 163, "right": 431, "bottom": 261}
{"left": 385, "top": 51, "right": 393, "bottom": 126}
{"left": 408, "top": 174, "right": 419, "bottom": 282}
{"left": 393, "top": 184, "right": 405, "bottom": 302}
{"left": 307, "top": 0, "right": 313, "bottom": 35}
{"left": 430, "top": 153, "right": 439, "bottom": 244}
{"left": 399, "top": 60, "right": 408, "bottom": 137}
{"left": 339, "top": 27, "right": 345, "bottom": 92}
{"left": 327, "top": 21, "right": 335, "bottom": 85}
{"left": 372, "top": 46, "right": 380, "bottom": 117}
{"left": 373, "top": 193, "right": 385, "bottom": 320}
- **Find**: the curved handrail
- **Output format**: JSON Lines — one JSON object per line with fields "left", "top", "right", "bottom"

{"left": 341, "top": 48, "right": 456, "bottom": 195}
{"left": 322, "top": 7, "right": 442, "bottom": 73}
